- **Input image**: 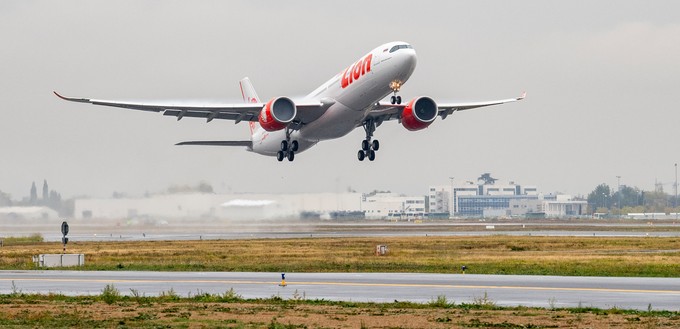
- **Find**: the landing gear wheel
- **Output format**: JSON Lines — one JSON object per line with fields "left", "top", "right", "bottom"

{"left": 359, "top": 118, "right": 381, "bottom": 161}
{"left": 361, "top": 140, "right": 370, "bottom": 151}
{"left": 287, "top": 151, "right": 295, "bottom": 162}
{"left": 291, "top": 140, "right": 299, "bottom": 152}
{"left": 396, "top": 96, "right": 402, "bottom": 104}
{"left": 280, "top": 140, "right": 288, "bottom": 152}
{"left": 372, "top": 140, "right": 380, "bottom": 151}
{"left": 367, "top": 150, "right": 376, "bottom": 161}
{"left": 276, "top": 151, "right": 284, "bottom": 162}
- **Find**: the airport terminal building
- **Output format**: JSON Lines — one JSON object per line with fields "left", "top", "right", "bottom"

{"left": 429, "top": 180, "right": 586, "bottom": 218}
{"left": 71, "top": 180, "right": 584, "bottom": 221}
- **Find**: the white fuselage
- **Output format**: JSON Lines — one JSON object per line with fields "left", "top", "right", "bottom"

{"left": 250, "top": 41, "right": 417, "bottom": 156}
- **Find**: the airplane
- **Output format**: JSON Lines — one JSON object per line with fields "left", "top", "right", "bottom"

{"left": 55, "top": 41, "right": 525, "bottom": 162}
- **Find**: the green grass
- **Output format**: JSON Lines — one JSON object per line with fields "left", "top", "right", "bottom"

{"left": 3, "top": 236, "right": 680, "bottom": 277}
{"left": 1, "top": 234, "right": 43, "bottom": 245}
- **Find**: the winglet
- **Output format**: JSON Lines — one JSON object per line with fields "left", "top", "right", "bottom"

{"left": 518, "top": 91, "right": 527, "bottom": 100}
{"left": 53, "top": 91, "right": 90, "bottom": 103}
{"left": 53, "top": 91, "right": 67, "bottom": 100}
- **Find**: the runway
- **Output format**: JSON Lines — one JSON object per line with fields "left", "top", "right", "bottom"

{"left": 2, "top": 271, "right": 679, "bottom": 311}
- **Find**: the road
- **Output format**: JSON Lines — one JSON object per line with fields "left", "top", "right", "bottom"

{"left": 2, "top": 271, "right": 679, "bottom": 311}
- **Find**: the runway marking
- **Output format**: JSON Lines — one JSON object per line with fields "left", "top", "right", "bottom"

{"left": 2, "top": 277, "right": 680, "bottom": 295}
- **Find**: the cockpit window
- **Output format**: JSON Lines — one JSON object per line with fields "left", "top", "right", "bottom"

{"left": 389, "top": 44, "right": 413, "bottom": 53}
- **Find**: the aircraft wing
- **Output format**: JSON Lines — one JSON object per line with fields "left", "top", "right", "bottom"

{"left": 53, "top": 92, "right": 325, "bottom": 125}
{"left": 365, "top": 92, "right": 526, "bottom": 124}
{"left": 435, "top": 91, "right": 526, "bottom": 118}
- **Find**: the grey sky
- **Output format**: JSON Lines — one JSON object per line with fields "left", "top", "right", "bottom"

{"left": 1, "top": 1, "right": 679, "bottom": 199}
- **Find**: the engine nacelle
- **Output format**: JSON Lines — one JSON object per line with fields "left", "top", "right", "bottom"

{"left": 401, "top": 96, "right": 438, "bottom": 131}
{"left": 259, "top": 97, "right": 297, "bottom": 132}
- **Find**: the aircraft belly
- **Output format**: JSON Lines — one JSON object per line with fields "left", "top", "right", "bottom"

{"left": 251, "top": 129, "right": 316, "bottom": 156}
{"left": 299, "top": 102, "right": 363, "bottom": 140}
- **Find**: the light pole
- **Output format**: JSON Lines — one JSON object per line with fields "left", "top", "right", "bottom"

{"left": 449, "top": 177, "right": 455, "bottom": 219}
{"left": 675, "top": 163, "right": 678, "bottom": 219}
{"left": 616, "top": 175, "right": 621, "bottom": 216}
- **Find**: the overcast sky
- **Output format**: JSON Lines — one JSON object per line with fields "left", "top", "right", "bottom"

{"left": 1, "top": 1, "right": 679, "bottom": 199}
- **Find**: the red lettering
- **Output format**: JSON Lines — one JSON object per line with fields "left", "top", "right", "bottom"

{"left": 363, "top": 53, "right": 372, "bottom": 74}
{"left": 348, "top": 63, "right": 354, "bottom": 83}
{"left": 353, "top": 59, "right": 363, "bottom": 80}
{"left": 341, "top": 67, "right": 350, "bottom": 88}
{"left": 341, "top": 53, "right": 373, "bottom": 89}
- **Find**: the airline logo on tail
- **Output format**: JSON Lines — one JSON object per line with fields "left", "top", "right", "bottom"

{"left": 239, "top": 78, "right": 261, "bottom": 134}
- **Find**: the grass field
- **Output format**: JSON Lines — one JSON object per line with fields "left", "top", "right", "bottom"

{"left": 2, "top": 235, "right": 680, "bottom": 276}
{"left": 3, "top": 235, "right": 680, "bottom": 327}
{"left": 1, "top": 287, "right": 678, "bottom": 328}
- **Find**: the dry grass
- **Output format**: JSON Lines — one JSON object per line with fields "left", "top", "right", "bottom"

{"left": 1, "top": 293, "right": 678, "bottom": 328}
{"left": 2, "top": 236, "right": 680, "bottom": 276}
{"left": 3, "top": 236, "right": 680, "bottom": 327}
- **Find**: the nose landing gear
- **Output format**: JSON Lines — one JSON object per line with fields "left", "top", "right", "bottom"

{"left": 389, "top": 80, "right": 403, "bottom": 105}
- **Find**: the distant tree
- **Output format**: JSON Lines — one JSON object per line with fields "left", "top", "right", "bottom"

{"left": 0, "top": 190, "right": 11, "bottom": 207}
{"left": 477, "top": 173, "right": 497, "bottom": 185}
{"left": 167, "top": 182, "right": 215, "bottom": 194}
{"left": 48, "top": 190, "right": 62, "bottom": 211}
{"left": 42, "top": 179, "right": 49, "bottom": 203}
{"left": 30, "top": 182, "right": 37, "bottom": 205}
{"left": 112, "top": 191, "right": 128, "bottom": 199}
{"left": 365, "top": 190, "right": 392, "bottom": 197}
{"left": 196, "top": 182, "right": 214, "bottom": 193}
{"left": 642, "top": 190, "right": 669, "bottom": 213}
{"left": 611, "top": 185, "right": 642, "bottom": 209}
{"left": 59, "top": 198, "right": 75, "bottom": 217}
{"left": 620, "top": 205, "right": 645, "bottom": 215}
{"left": 587, "top": 184, "right": 611, "bottom": 212}
{"left": 167, "top": 185, "right": 192, "bottom": 194}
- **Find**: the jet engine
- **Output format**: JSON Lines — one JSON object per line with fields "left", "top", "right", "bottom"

{"left": 259, "top": 97, "right": 297, "bottom": 132}
{"left": 401, "top": 96, "right": 438, "bottom": 131}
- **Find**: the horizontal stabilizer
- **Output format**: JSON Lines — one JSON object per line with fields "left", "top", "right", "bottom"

{"left": 175, "top": 141, "right": 251, "bottom": 147}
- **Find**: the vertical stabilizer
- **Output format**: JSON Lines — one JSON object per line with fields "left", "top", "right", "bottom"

{"left": 239, "top": 77, "right": 261, "bottom": 135}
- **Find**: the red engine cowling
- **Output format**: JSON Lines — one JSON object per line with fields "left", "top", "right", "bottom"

{"left": 401, "top": 97, "right": 438, "bottom": 131}
{"left": 258, "top": 97, "right": 297, "bottom": 132}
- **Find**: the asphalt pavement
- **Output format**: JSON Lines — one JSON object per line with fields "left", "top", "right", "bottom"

{"left": 2, "top": 271, "right": 679, "bottom": 311}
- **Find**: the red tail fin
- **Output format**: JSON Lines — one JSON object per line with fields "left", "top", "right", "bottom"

{"left": 239, "top": 77, "right": 261, "bottom": 135}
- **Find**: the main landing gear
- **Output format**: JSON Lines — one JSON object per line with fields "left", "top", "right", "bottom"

{"left": 358, "top": 119, "right": 379, "bottom": 162}
{"left": 276, "top": 128, "right": 298, "bottom": 162}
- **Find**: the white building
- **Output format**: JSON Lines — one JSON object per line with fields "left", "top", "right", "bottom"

{"left": 362, "top": 192, "right": 426, "bottom": 220}
{"left": 429, "top": 180, "right": 538, "bottom": 217}
{"left": 543, "top": 195, "right": 587, "bottom": 218}
{"left": 74, "top": 193, "right": 362, "bottom": 220}
{"left": 509, "top": 195, "right": 586, "bottom": 218}
{"left": 428, "top": 186, "right": 450, "bottom": 214}
{"left": 0, "top": 206, "right": 59, "bottom": 220}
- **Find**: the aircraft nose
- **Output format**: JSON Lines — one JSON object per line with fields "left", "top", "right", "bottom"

{"left": 399, "top": 48, "right": 417, "bottom": 74}
{"left": 404, "top": 49, "right": 417, "bottom": 70}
